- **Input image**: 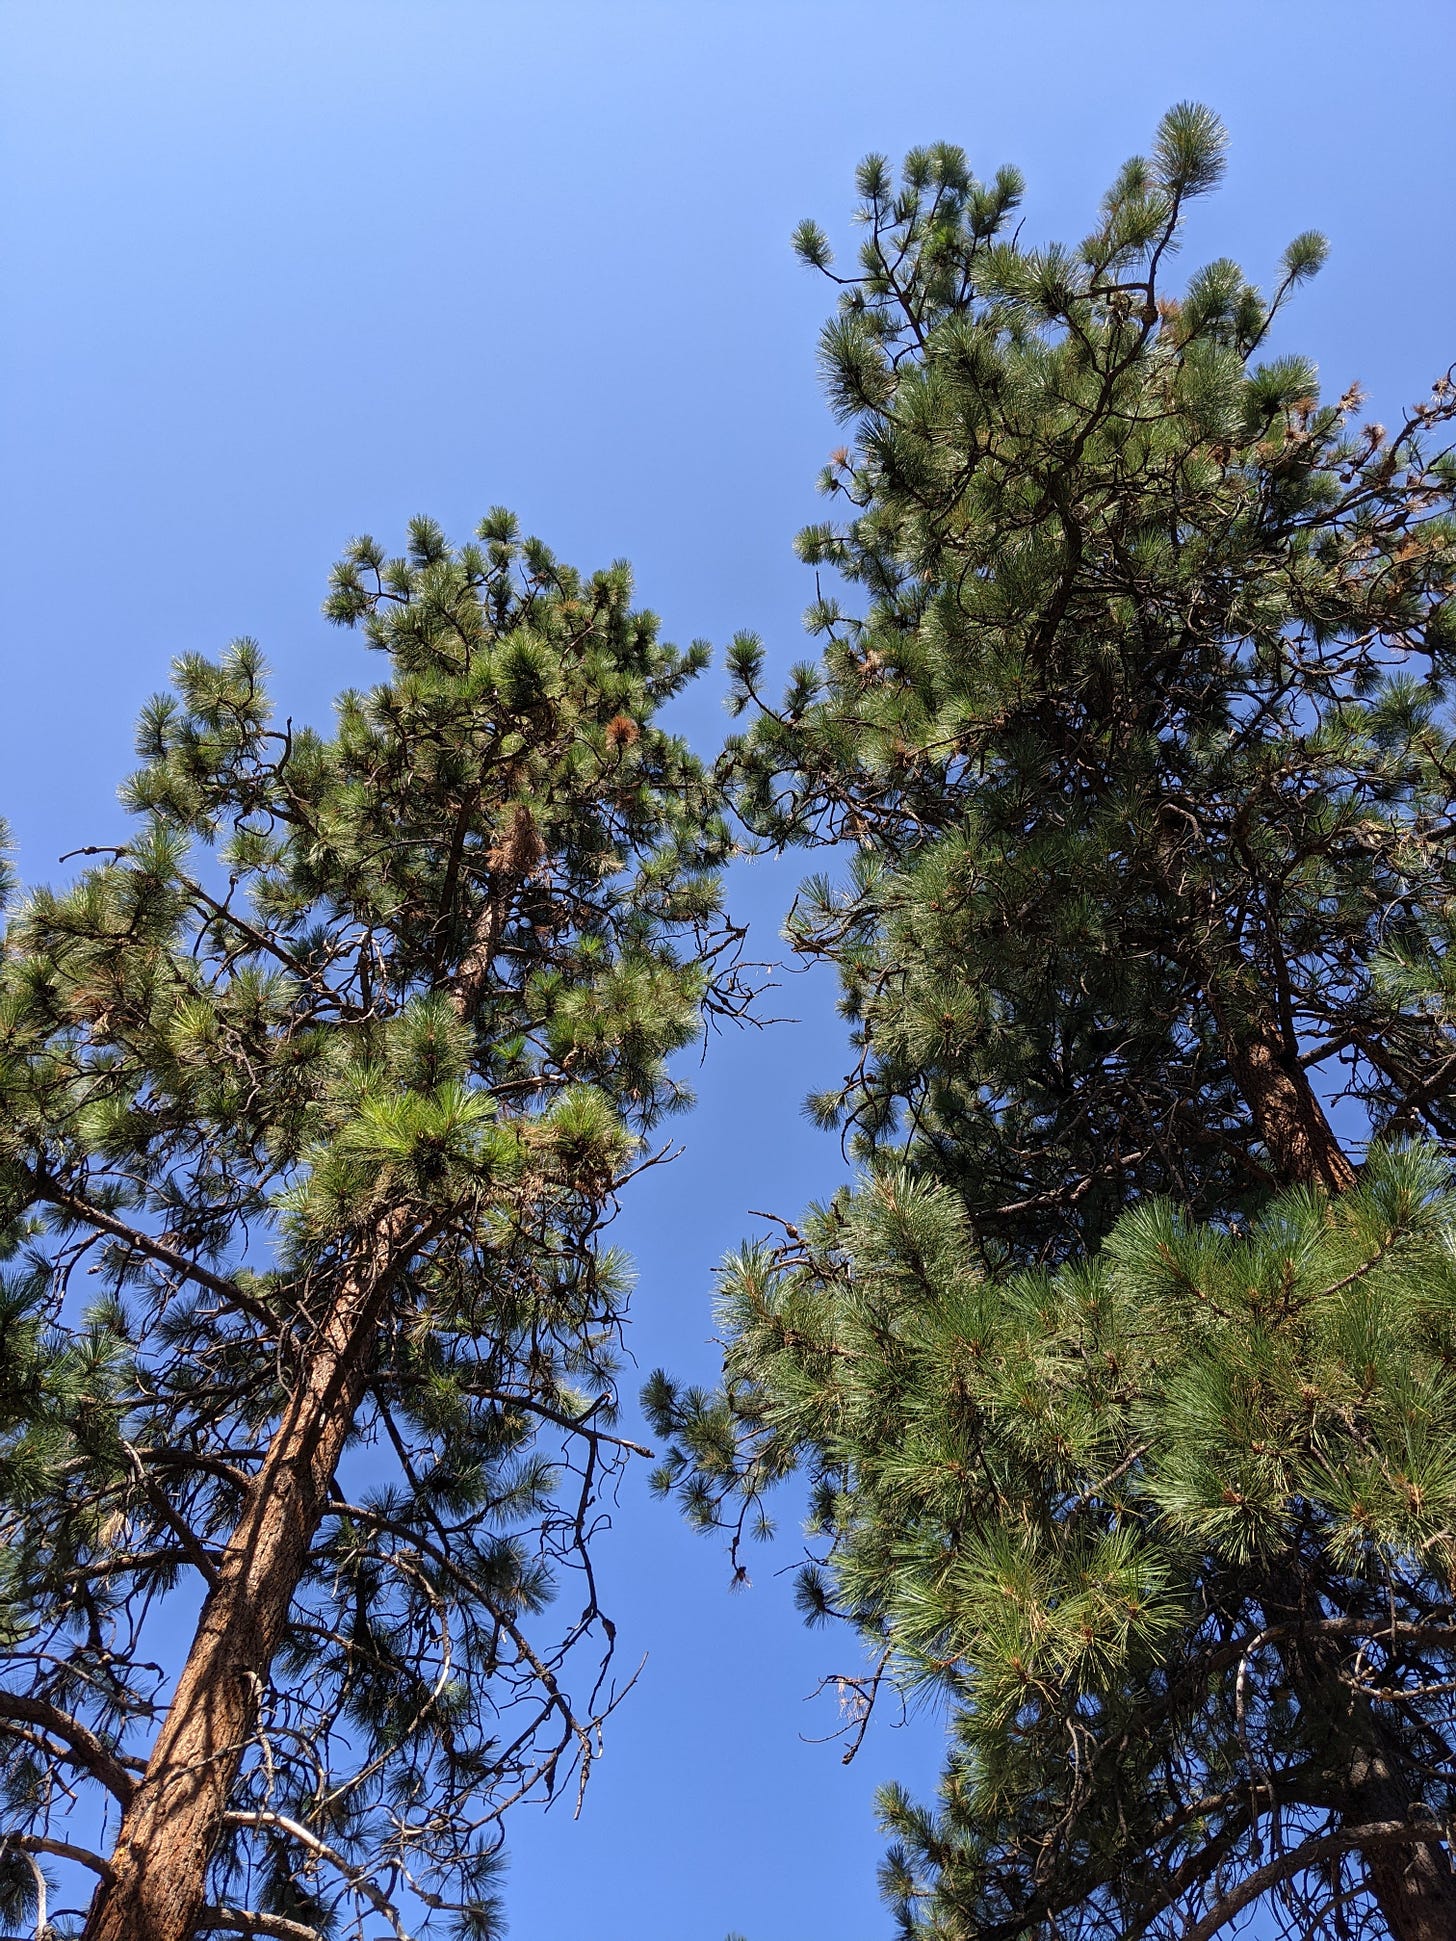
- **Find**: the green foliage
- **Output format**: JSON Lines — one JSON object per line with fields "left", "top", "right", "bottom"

{"left": 0, "top": 520, "right": 740, "bottom": 1937}
{"left": 661, "top": 104, "right": 1456, "bottom": 1941}
{"left": 723, "top": 101, "right": 1456, "bottom": 1260}
{"left": 652, "top": 1147, "right": 1456, "bottom": 1939}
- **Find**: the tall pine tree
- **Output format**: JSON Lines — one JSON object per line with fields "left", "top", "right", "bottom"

{"left": 0, "top": 515, "right": 739, "bottom": 1941}
{"left": 650, "top": 107, "right": 1456, "bottom": 1941}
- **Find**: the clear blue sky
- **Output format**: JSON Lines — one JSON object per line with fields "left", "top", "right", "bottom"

{"left": 2, "top": 5, "right": 1452, "bottom": 1938}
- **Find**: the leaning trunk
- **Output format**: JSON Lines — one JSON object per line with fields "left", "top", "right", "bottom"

{"left": 1150, "top": 837, "right": 1357, "bottom": 1195}
{"left": 84, "top": 889, "right": 516, "bottom": 1941}
{"left": 1200, "top": 985, "right": 1355, "bottom": 1194}
{"left": 83, "top": 1209, "right": 418, "bottom": 1941}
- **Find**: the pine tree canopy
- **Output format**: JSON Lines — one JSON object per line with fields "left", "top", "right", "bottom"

{"left": 0, "top": 516, "right": 740, "bottom": 1941}
{"left": 649, "top": 106, "right": 1456, "bottom": 1941}
{"left": 723, "top": 103, "right": 1456, "bottom": 1258}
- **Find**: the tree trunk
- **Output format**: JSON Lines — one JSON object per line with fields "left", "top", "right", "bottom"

{"left": 83, "top": 1208, "right": 418, "bottom": 1941}
{"left": 1215, "top": 1012, "right": 1356, "bottom": 1194}
{"left": 1358, "top": 1810, "right": 1456, "bottom": 1941}
{"left": 1297, "top": 1645, "right": 1456, "bottom": 1941}
{"left": 82, "top": 864, "right": 526, "bottom": 1941}
{"left": 1214, "top": 1005, "right": 1456, "bottom": 1940}
{"left": 1150, "top": 837, "right": 1358, "bottom": 1195}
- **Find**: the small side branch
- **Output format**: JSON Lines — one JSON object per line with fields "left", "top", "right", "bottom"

{"left": 0, "top": 1830, "right": 114, "bottom": 1882}
{"left": 29, "top": 1172, "right": 278, "bottom": 1335}
{"left": 224, "top": 1812, "right": 413, "bottom": 1941}
{"left": 196, "top": 1911, "right": 325, "bottom": 1941}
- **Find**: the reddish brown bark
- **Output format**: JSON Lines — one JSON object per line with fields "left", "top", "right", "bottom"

{"left": 1155, "top": 838, "right": 1358, "bottom": 1195}
{"left": 83, "top": 1209, "right": 418, "bottom": 1941}
{"left": 82, "top": 852, "right": 533, "bottom": 1941}
{"left": 1218, "top": 1017, "right": 1356, "bottom": 1195}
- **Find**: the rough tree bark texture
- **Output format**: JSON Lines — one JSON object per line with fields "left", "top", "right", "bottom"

{"left": 1219, "top": 1018, "right": 1357, "bottom": 1195}
{"left": 82, "top": 1210, "right": 416, "bottom": 1941}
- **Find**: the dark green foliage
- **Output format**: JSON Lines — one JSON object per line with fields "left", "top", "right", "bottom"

{"left": 724, "top": 106, "right": 1456, "bottom": 1258}
{"left": 0, "top": 520, "right": 739, "bottom": 1938}
{"left": 651, "top": 107, "right": 1456, "bottom": 1941}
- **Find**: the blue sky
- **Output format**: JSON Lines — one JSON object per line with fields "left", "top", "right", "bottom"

{"left": 2, "top": 4, "right": 1453, "bottom": 1937}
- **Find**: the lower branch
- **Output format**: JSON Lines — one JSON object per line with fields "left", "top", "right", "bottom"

{"left": 1178, "top": 1821, "right": 1425, "bottom": 1941}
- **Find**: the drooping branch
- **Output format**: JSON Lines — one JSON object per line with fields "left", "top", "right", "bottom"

{"left": 1176, "top": 1822, "right": 1434, "bottom": 1941}
{"left": 222, "top": 1812, "right": 415, "bottom": 1941}
{"left": 0, "top": 1691, "right": 136, "bottom": 1805}
{"left": 29, "top": 1172, "right": 279, "bottom": 1335}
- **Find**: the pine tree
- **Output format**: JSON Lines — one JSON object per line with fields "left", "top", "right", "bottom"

{"left": 661, "top": 1150, "right": 1456, "bottom": 1941}
{"left": 649, "top": 109, "right": 1456, "bottom": 1941}
{"left": 0, "top": 514, "right": 739, "bottom": 1941}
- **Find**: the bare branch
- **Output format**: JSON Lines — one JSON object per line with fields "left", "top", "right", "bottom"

{"left": 224, "top": 1812, "right": 414, "bottom": 1941}
{"left": 197, "top": 1910, "right": 325, "bottom": 1941}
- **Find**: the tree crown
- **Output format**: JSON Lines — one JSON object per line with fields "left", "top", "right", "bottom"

{"left": 0, "top": 515, "right": 737, "bottom": 1939}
